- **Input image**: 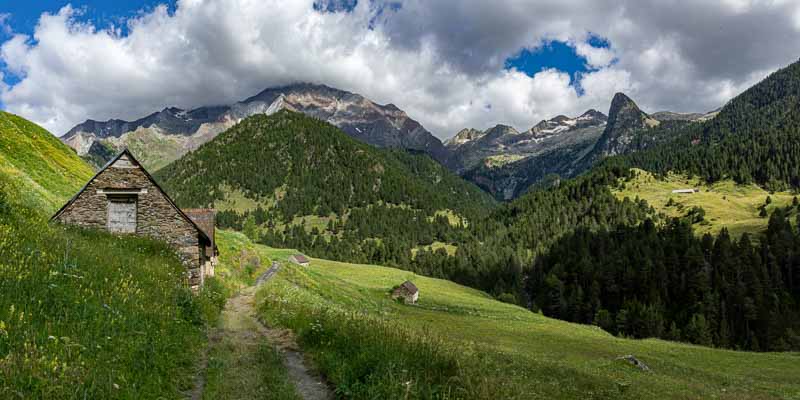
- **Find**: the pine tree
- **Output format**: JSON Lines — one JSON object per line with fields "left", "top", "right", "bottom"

{"left": 685, "top": 314, "right": 713, "bottom": 346}
{"left": 243, "top": 214, "right": 258, "bottom": 241}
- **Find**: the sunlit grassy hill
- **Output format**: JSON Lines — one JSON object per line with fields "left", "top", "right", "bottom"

{"left": 213, "top": 231, "right": 800, "bottom": 399}
{"left": 613, "top": 168, "right": 798, "bottom": 237}
{"left": 0, "top": 111, "right": 94, "bottom": 213}
{"left": 0, "top": 113, "right": 224, "bottom": 398}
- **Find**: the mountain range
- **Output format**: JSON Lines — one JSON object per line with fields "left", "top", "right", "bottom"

{"left": 62, "top": 83, "right": 449, "bottom": 171}
{"left": 61, "top": 81, "right": 716, "bottom": 200}
{"left": 463, "top": 93, "right": 716, "bottom": 199}
{"left": 445, "top": 109, "right": 608, "bottom": 173}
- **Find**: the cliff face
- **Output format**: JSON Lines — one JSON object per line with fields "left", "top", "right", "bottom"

{"left": 590, "top": 92, "right": 660, "bottom": 157}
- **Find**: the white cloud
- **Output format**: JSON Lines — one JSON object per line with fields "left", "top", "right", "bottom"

{"left": 1, "top": 0, "right": 799, "bottom": 139}
{"left": 574, "top": 41, "right": 616, "bottom": 68}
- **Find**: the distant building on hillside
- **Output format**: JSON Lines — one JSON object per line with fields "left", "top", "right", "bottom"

{"left": 289, "top": 254, "right": 310, "bottom": 267}
{"left": 672, "top": 188, "right": 699, "bottom": 194}
{"left": 51, "top": 149, "right": 217, "bottom": 289}
{"left": 392, "top": 280, "right": 419, "bottom": 304}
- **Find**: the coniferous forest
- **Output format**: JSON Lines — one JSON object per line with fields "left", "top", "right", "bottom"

{"left": 530, "top": 209, "right": 800, "bottom": 351}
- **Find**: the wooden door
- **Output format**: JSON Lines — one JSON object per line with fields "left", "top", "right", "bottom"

{"left": 108, "top": 197, "right": 137, "bottom": 233}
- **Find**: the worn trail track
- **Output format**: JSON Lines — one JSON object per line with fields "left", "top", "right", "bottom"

{"left": 189, "top": 265, "right": 332, "bottom": 400}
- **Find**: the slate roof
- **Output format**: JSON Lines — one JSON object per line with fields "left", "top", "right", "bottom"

{"left": 400, "top": 280, "right": 418, "bottom": 295}
{"left": 183, "top": 209, "right": 216, "bottom": 246}
{"left": 291, "top": 254, "right": 310, "bottom": 264}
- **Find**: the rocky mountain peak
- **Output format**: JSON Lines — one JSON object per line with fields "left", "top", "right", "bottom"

{"left": 484, "top": 124, "right": 520, "bottom": 140}
{"left": 608, "top": 92, "right": 639, "bottom": 114}
{"left": 529, "top": 110, "right": 607, "bottom": 138}
{"left": 579, "top": 109, "right": 607, "bottom": 121}
{"left": 63, "top": 82, "right": 449, "bottom": 170}
{"left": 591, "top": 93, "right": 660, "bottom": 157}
{"left": 551, "top": 115, "right": 571, "bottom": 123}
{"left": 445, "top": 128, "right": 485, "bottom": 147}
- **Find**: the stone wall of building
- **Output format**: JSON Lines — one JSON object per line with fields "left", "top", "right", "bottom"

{"left": 55, "top": 154, "right": 205, "bottom": 287}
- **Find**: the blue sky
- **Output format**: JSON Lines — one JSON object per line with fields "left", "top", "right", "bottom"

{"left": 0, "top": 1, "right": 176, "bottom": 82}
{"left": 506, "top": 36, "right": 611, "bottom": 88}
{"left": 0, "top": 1, "right": 176, "bottom": 37}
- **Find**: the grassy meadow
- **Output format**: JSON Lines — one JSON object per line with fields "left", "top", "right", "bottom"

{"left": 0, "top": 112, "right": 227, "bottom": 399}
{"left": 613, "top": 168, "right": 798, "bottom": 237}
{"left": 0, "top": 189, "right": 226, "bottom": 398}
{"left": 215, "top": 230, "right": 800, "bottom": 399}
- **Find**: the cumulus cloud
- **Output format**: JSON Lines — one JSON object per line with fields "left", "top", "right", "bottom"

{"left": 1, "top": 0, "right": 799, "bottom": 139}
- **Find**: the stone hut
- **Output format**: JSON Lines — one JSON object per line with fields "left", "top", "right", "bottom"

{"left": 289, "top": 254, "right": 310, "bottom": 267}
{"left": 51, "top": 149, "right": 214, "bottom": 289}
{"left": 392, "top": 280, "right": 419, "bottom": 304}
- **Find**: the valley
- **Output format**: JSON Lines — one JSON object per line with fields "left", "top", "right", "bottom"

{"left": 221, "top": 231, "right": 800, "bottom": 399}
{"left": 1, "top": 27, "right": 800, "bottom": 400}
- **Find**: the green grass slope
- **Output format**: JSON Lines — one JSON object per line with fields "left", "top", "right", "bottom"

{"left": 0, "top": 111, "right": 94, "bottom": 212}
{"left": 213, "top": 231, "right": 800, "bottom": 399}
{"left": 0, "top": 113, "right": 224, "bottom": 398}
{"left": 613, "top": 168, "right": 797, "bottom": 237}
{"left": 0, "top": 190, "right": 226, "bottom": 398}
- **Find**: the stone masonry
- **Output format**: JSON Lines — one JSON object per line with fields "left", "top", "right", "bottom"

{"left": 53, "top": 150, "right": 210, "bottom": 288}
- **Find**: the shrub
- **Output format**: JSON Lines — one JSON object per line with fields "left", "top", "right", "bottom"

{"left": 197, "top": 276, "right": 229, "bottom": 326}
{"left": 684, "top": 206, "right": 706, "bottom": 224}
{"left": 496, "top": 292, "right": 517, "bottom": 305}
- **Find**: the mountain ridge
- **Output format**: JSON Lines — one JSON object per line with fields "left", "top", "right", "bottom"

{"left": 461, "top": 93, "right": 710, "bottom": 200}
{"left": 445, "top": 109, "right": 608, "bottom": 174}
{"left": 62, "top": 83, "right": 450, "bottom": 170}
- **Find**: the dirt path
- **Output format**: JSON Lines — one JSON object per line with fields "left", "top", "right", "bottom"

{"left": 189, "top": 267, "right": 333, "bottom": 400}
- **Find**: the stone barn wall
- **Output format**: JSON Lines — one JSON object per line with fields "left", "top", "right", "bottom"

{"left": 54, "top": 153, "right": 205, "bottom": 287}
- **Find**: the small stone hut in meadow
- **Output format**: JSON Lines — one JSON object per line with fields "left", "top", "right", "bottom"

{"left": 392, "top": 280, "right": 419, "bottom": 304}
{"left": 51, "top": 149, "right": 217, "bottom": 289}
{"left": 288, "top": 254, "right": 310, "bottom": 267}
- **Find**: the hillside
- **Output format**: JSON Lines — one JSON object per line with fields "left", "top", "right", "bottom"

{"left": 618, "top": 57, "right": 800, "bottom": 190}
{"left": 217, "top": 231, "right": 800, "bottom": 399}
{"left": 613, "top": 169, "right": 797, "bottom": 237}
{"left": 0, "top": 113, "right": 224, "bottom": 398}
{"left": 156, "top": 110, "right": 495, "bottom": 273}
{"left": 463, "top": 135, "right": 598, "bottom": 200}
{"left": 0, "top": 111, "right": 94, "bottom": 212}
{"left": 474, "top": 59, "right": 800, "bottom": 351}
{"left": 157, "top": 110, "right": 492, "bottom": 216}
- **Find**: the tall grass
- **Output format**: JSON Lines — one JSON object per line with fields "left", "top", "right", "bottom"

{"left": 0, "top": 178, "right": 223, "bottom": 399}
{"left": 256, "top": 270, "right": 525, "bottom": 399}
